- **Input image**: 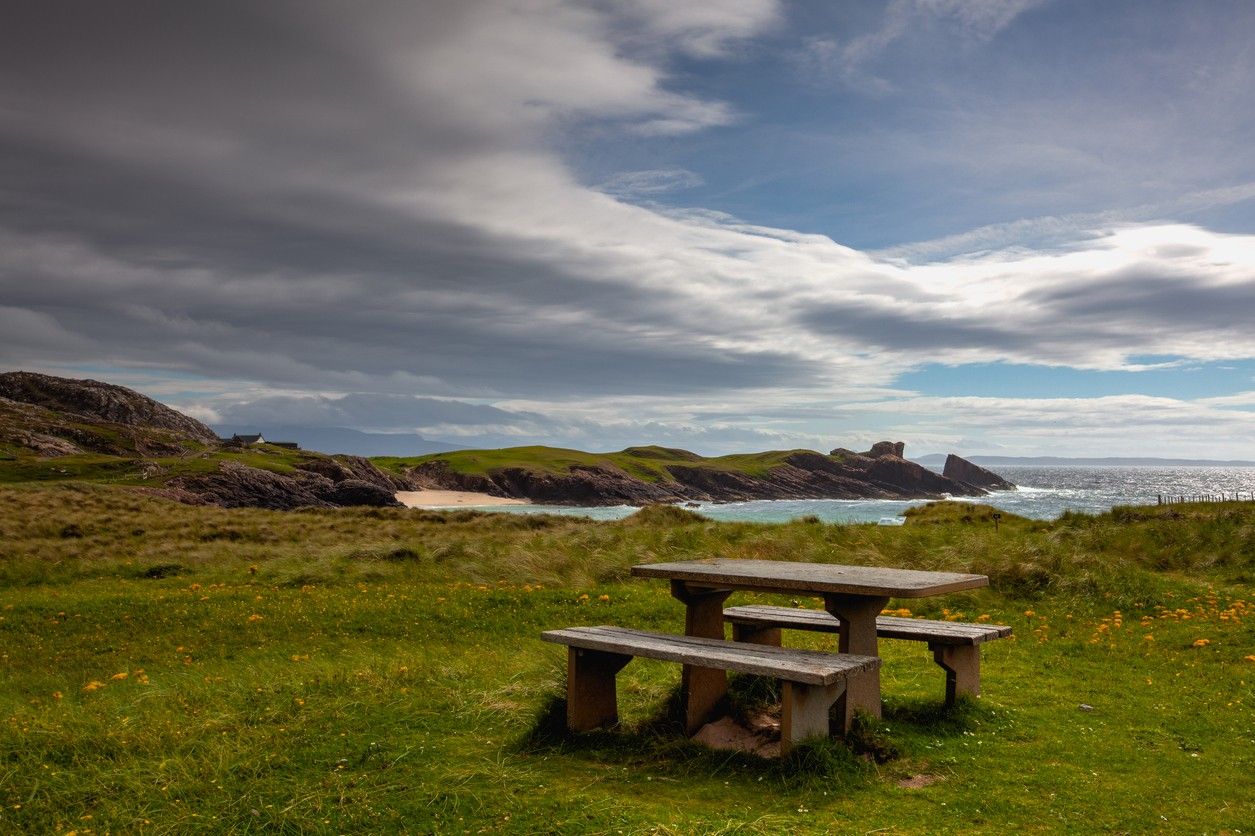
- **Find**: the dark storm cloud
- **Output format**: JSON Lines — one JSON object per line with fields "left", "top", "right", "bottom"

{"left": 215, "top": 393, "right": 533, "bottom": 430}
{"left": 3, "top": 0, "right": 1255, "bottom": 452}
{"left": 0, "top": 0, "right": 813, "bottom": 398}
{"left": 1024, "top": 266, "right": 1255, "bottom": 335}
{"left": 800, "top": 303, "right": 1032, "bottom": 353}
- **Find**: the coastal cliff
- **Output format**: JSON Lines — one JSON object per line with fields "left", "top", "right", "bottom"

{"left": 392, "top": 442, "right": 1011, "bottom": 506}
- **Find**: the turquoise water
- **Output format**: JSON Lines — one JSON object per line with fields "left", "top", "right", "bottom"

{"left": 418, "top": 465, "right": 1255, "bottom": 524}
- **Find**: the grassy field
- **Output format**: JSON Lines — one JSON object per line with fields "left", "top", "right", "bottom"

{"left": 0, "top": 485, "right": 1252, "bottom": 833}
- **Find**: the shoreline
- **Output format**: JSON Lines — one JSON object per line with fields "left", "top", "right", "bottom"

{"left": 395, "top": 490, "right": 529, "bottom": 508}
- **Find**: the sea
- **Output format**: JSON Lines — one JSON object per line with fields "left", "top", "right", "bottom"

{"left": 432, "top": 465, "right": 1255, "bottom": 524}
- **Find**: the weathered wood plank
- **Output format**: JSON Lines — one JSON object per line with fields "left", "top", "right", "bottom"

{"left": 723, "top": 605, "right": 1012, "bottom": 646}
{"left": 541, "top": 626, "right": 879, "bottom": 686}
{"left": 632, "top": 558, "right": 988, "bottom": 598}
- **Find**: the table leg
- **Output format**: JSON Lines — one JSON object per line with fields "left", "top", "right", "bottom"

{"left": 824, "top": 593, "right": 889, "bottom": 728}
{"left": 670, "top": 580, "right": 732, "bottom": 734}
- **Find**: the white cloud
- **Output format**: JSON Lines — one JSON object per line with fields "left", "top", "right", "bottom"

{"left": 596, "top": 168, "right": 704, "bottom": 197}
{"left": 5, "top": 1, "right": 1255, "bottom": 457}
{"left": 798, "top": 0, "right": 1051, "bottom": 93}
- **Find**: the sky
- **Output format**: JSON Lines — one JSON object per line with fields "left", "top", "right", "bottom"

{"left": 2, "top": 0, "right": 1255, "bottom": 457}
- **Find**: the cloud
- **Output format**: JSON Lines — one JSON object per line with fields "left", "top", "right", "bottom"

{"left": 615, "top": 0, "right": 781, "bottom": 58}
{"left": 797, "top": 0, "right": 1050, "bottom": 93}
{"left": 3, "top": 2, "right": 1255, "bottom": 457}
{"left": 212, "top": 393, "right": 536, "bottom": 434}
{"left": 830, "top": 392, "right": 1255, "bottom": 457}
{"left": 875, "top": 183, "right": 1255, "bottom": 262}
{"left": 596, "top": 168, "right": 704, "bottom": 197}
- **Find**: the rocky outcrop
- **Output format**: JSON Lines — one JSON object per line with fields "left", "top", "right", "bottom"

{"left": 171, "top": 461, "right": 335, "bottom": 510}
{"left": 171, "top": 459, "right": 403, "bottom": 509}
{"left": 324, "top": 479, "right": 399, "bottom": 507}
{"left": 942, "top": 454, "right": 1015, "bottom": 491}
{"left": 294, "top": 455, "right": 410, "bottom": 492}
{"left": 0, "top": 371, "right": 408, "bottom": 509}
{"left": 0, "top": 371, "right": 218, "bottom": 443}
{"left": 407, "top": 442, "right": 1001, "bottom": 506}
{"left": 860, "top": 441, "right": 906, "bottom": 458}
{"left": 0, "top": 394, "right": 200, "bottom": 458}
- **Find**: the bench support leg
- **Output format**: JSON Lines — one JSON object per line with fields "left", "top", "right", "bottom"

{"left": 824, "top": 593, "right": 889, "bottom": 725}
{"left": 781, "top": 681, "right": 845, "bottom": 752}
{"left": 671, "top": 581, "right": 732, "bottom": 734}
{"left": 931, "top": 644, "right": 980, "bottom": 705}
{"left": 730, "top": 623, "right": 782, "bottom": 646}
{"left": 567, "top": 648, "right": 631, "bottom": 731}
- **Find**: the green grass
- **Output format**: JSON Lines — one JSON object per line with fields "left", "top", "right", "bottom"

{"left": 0, "top": 485, "right": 1252, "bottom": 833}
{"left": 0, "top": 444, "right": 323, "bottom": 487}
{"left": 376, "top": 444, "right": 810, "bottom": 483}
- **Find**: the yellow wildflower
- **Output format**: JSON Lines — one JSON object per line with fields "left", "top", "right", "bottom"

{"left": 1244, "top": 655, "right": 1255, "bottom": 662}
{"left": 976, "top": 614, "right": 991, "bottom": 623}
{"left": 1024, "top": 610, "right": 1035, "bottom": 617}
{"left": 1192, "top": 638, "right": 1210, "bottom": 647}
{"left": 110, "top": 672, "right": 128, "bottom": 680}
{"left": 82, "top": 681, "right": 105, "bottom": 692}
{"left": 247, "top": 613, "right": 264, "bottom": 622}
{"left": 598, "top": 594, "right": 610, "bottom": 602}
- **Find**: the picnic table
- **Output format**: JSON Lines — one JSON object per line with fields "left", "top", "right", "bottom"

{"left": 631, "top": 558, "right": 989, "bottom": 732}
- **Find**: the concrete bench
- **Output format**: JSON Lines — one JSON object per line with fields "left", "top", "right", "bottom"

{"left": 723, "top": 605, "right": 1011, "bottom": 705}
{"left": 541, "top": 625, "right": 880, "bottom": 752}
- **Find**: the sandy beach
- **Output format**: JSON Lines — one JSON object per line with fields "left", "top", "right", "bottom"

{"left": 395, "top": 490, "right": 529, "bottom": 508}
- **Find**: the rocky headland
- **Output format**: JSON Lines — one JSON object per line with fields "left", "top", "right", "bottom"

{"left": 402, "top": 442, "right": 1014, "bottom": 506}
{"left": 0, "top": 371, "right": 1015, "bottom": 510}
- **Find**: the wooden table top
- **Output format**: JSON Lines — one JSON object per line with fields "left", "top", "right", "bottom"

{"left": 631, "top": 558, "right": 988, "bottom": 598}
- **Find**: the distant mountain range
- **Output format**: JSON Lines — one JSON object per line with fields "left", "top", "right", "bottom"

{"left": 915, "top": 454, "right": 1255, "bottom": 468}
{"left": 212, "top": 425, "right": 465, "bottom": 457}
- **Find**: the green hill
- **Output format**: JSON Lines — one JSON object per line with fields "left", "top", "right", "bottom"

{"left": 375, "top": 444, "right": 804, "bottom": 482}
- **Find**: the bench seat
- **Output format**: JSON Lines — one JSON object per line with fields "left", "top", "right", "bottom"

{"left": 542, "top": 625, "right": 880, "bottom": 751}
{"left": 723, "top": 605, "right": 1011, "bottom": 705}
